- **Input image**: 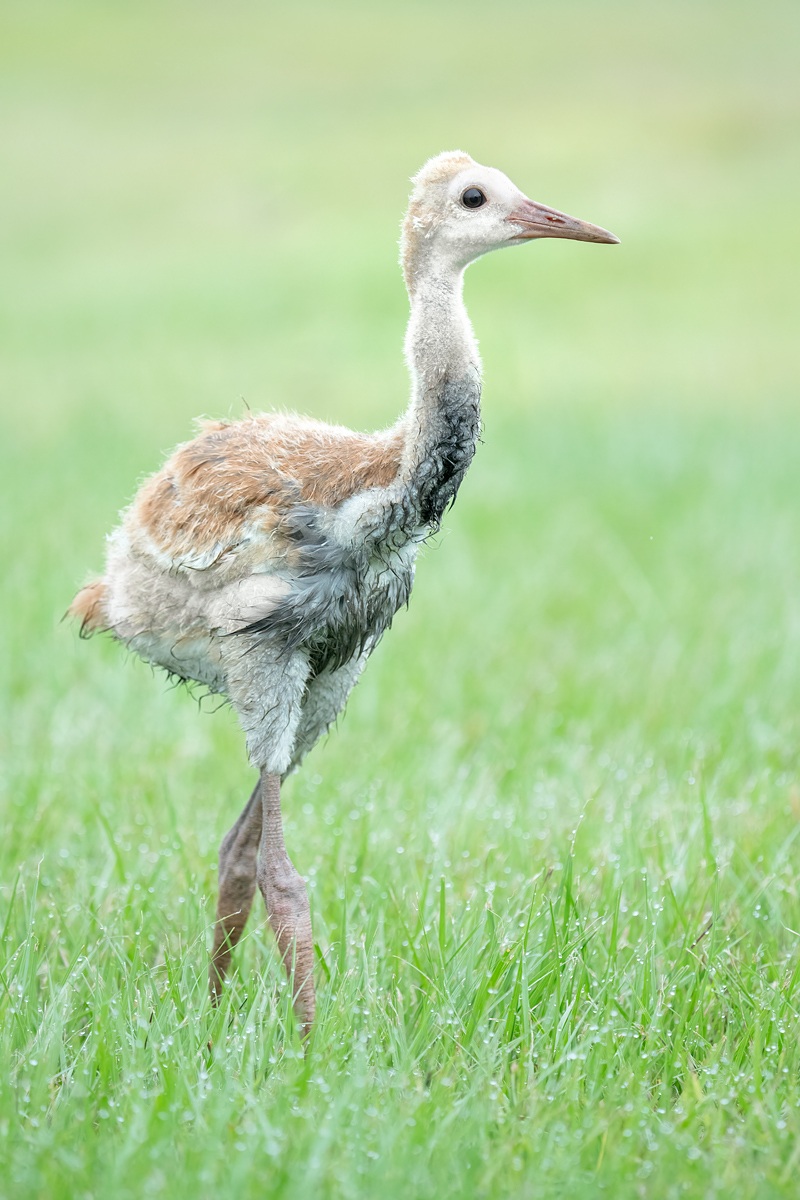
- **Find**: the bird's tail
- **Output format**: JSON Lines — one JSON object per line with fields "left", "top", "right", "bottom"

{"left": 67, "top": 578, "right": 109, "bottom": 638}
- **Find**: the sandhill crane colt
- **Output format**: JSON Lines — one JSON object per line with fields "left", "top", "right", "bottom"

{"left": 70, "top": 152, "right": 618, "bottom": 1035}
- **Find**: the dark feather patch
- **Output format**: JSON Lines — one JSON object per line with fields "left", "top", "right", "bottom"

{"left": 232, "top": 504, "right": 414, "bottom": 675}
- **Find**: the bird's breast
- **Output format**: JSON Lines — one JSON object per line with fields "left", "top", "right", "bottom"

{"left": 234, "top": 503, "right": 418, "bottom": 675}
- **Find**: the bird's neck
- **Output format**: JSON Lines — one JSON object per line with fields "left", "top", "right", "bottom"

{"left": 399, "top": 265, "right": 482, "bottom": 528}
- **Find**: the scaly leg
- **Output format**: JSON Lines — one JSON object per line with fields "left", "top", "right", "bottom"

{"left": 257, "top": 770, "right": 316, "bottom": 1036}
{"left": 209, "top": 781, "right": 262, "bottom": 1001}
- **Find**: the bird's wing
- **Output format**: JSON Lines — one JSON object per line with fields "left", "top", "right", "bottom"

{"left": 124, "top": 413, "right": 406, "bottom": 578}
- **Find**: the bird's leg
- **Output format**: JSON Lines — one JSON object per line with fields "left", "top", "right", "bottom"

{"left": 256, "top": 770, "right": 316, "bottom": 1036}
{"left": 209, "top": 780, "right": 262, "bottom": 1001}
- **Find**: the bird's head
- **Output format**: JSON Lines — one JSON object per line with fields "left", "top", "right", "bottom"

{"left": 400, "top": 150, "right": 619, "bottom": 291}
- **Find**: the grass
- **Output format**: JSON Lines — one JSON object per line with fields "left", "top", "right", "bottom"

{"left": 1, "top": 0, "right": 800, "bottom": 1195}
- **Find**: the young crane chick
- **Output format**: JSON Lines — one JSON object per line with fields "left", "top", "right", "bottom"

{"left": 70, "top": 151, "right": 618, "bottom": 1036}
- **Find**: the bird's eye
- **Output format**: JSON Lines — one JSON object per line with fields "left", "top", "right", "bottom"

{"left": 461, "top": 187, "right": 487, "bottom": 210}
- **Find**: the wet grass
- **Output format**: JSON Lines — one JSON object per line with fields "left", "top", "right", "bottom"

{"left": 1, "top": 1, "right": 800, "bottom": 1196}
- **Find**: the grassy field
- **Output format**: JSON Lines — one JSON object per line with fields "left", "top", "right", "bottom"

{"left": 2, "top": 1, "right": 800, "bottom": 1196}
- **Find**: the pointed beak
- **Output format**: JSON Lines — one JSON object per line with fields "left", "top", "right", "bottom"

{"left": 507, "top": 197, "right": 619, "bottom": 245}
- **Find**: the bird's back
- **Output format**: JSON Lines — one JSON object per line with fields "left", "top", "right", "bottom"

{"left": 130, "top": 413, "right": 406, "bottom": 576}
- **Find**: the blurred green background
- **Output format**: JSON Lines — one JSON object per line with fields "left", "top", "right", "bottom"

{"left": 2, "top": 2, "right": 800, "bottom": 1197}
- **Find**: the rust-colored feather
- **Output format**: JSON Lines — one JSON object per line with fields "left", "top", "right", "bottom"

{"left": 132, "top": 413, "right": 405, "bottom": 564}
{"left": 68, "top": 578, "right": 109, "bottom": 637}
